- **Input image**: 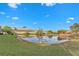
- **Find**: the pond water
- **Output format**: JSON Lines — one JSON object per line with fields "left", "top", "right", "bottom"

{"left": 22, "top": 36, "right": 69, "bottom": 45}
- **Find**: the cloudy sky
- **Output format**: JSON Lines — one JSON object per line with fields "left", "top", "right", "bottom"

{"left": 0, "top": 3, "right": 79, "bottom": 30}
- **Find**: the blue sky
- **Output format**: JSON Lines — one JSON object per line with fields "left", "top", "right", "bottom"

{"left": 0, "top": 3, "right": 79, "bottom": 30}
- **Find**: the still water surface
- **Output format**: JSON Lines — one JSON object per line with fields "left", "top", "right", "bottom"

{"left": 22, "top": 36, "right": 69, "bottom": 44}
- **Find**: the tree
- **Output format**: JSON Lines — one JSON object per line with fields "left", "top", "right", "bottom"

{"left": 24, "top": 32, "right": 30, "bottom": 37}
{"left": 70, "top": 23, "right": 79, "bottom": 32}
{"left": 70, "top": 23, "right": 79, "bottom": 38}
{"left": 57, "top": 30, "right": 67, "bottom": 34}
{"left": 2, "top": 26, "right": 12, "bottom": 34}
{"left": 47, "top": 30, "right": 53, "bottom": 38}
{"left": 14, "top": 27, "right": 17, "bottom": 30}
{"left": 35, "top": 29, "right": 44, "bottom": 38}
{"left": 35, "top": 29, "right": 44, "bottom": 43}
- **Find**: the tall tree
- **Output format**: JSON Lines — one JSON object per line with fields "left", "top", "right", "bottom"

{"left": 70, "top": 23, "right": 79, "bottom": 38}
{"left": 70, "top": 23, "right": 79, "bottom": 32}
{"left": 35, "top": 29, "right": 44, "bottom": 43}
{"left": 2, "top": 26, "right": 12, "bottom": 34}
{"left": 36, "top": 29, "right": 43, "bottom": 38}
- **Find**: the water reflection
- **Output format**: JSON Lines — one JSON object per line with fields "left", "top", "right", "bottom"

{"left": 22, "top": 36, "right": 69, "bottom": 45}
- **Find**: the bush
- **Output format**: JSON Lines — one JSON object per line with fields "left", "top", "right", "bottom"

{"left": 2, "top": 26, "right": 13, "bottom": 35}
{"left": 24, "top": 32, "right": 30, "bottom": 37}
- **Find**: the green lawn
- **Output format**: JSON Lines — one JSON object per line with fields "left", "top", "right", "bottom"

{"left": 0, "top": 35, "right": 72, "bottom": 56}
{"left": 62, "top": 40, "right": 79, "bottom": 56}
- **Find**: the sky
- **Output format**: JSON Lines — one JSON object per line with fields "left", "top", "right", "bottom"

{"left": 0, "top": 3, "right": 79, "bottom": 30}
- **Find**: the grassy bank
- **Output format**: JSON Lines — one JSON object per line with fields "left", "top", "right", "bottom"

{"left": 0, "top": 35, "right": 72, "bottom": 56}
{"left": 62, "top": 40, "right": 79, "bottom": 56}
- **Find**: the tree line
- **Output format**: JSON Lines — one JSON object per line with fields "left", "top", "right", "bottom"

{"left": 0, "top": 23, "right": 79, "bottom": 38}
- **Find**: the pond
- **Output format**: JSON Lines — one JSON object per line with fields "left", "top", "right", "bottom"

{"left": 22, "top": 36, "right": 69, "bottom": 45}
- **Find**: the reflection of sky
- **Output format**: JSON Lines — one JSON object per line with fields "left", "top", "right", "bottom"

{"left": 23, "top": 36, "right": 69, "bottom": 44}
{"left": 0, "top": 3, "right": 79, "bottom": 30}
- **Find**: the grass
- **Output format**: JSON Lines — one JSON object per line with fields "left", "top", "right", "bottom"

{"left": 62, "top": 40, "right": 79, "bottom": 56}
{"left": 0, "top": 35, "right": 72, "bottom": 56}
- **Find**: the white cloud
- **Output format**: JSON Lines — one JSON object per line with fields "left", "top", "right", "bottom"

{"left": 66, "top": 20, "right": 71, "bottom": 23}
{"left": 67, "top": 17, "right": 75, "bottom": 21}
{"left": 12, "top": 17, "right": 19, "bottom": 20}
{"left": 0, "top": 12, "right": 5, "bottom": 15}
{"left": 41, "top": 3, "right": 56, "bottom": 7}
{"left": 66, "top": 17, "right": 75, "bottom": 23}
{"left": 7, "top": 3, "right": 21, "bottom": 8}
